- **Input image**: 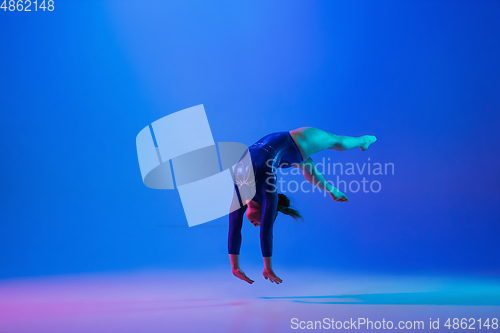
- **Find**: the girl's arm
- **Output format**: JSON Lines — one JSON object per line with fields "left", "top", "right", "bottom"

{"left": 294, "top": 157, "right": 348, "bottom": 202}
{"left": 229, "top": 254, "right": 254, "bottom": 284}
{"left": 262, "top": 257, "right": 282, "bottom": 284}
{"left": 228, "top": 204, "right": 245, "bottom": 255}
{"left": 228, "top": 194, "right": 254, "bottom": 284}
{"left": 259, "top": 190, "right": 283, "bottom": 284}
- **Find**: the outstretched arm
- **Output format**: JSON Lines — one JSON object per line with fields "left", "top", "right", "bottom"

{"left": 259, "top": 189, "right": 283, "bottom": 284}
{"left": 262, "top": 257, "right": 282, "bottom": 284}
{"left": 228, "top": 194, "right": 254, "bottom": 284}
{"left": 229, "top": 254, "right": 254, "bottom": 284}
{"left": 294, "top": 157, "right": 348, "bottom": 202}
{"left": 228, "top": 205, "right": 245, "bottom": 256}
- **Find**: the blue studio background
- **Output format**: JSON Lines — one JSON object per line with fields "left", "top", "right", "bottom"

{"left": 1, "top": 0, "right": 499, "bottom": 279}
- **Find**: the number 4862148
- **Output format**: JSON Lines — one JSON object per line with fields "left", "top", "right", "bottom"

{"left": 1, "top": 0, "right": 55, "bottom": 11}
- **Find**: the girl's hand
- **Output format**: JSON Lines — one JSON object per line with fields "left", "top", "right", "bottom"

{"left": 232, "top": 268, "right": 254, "bottom": 284}
{"left": 329, "top": 189, "right": 348, "bottom": 202}
{"left": 263, "top": 268, "right": 283, "bottom": 284}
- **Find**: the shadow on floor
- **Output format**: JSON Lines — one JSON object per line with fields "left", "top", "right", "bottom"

{"left": 261, "top": 291, "right": 500, "bottom": 306}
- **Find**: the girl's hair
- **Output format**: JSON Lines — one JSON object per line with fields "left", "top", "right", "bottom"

{"left": 275, "top": 193, "right": 303, "bottom": 222}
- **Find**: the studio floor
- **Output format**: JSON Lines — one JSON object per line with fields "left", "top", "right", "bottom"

{"left": 0, "top": 269, "right": 498, "bottom": 332}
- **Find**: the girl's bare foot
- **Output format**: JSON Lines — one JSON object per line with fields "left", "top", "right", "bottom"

{"left": 360, "top": 135, "right": 377, "bottom": 151}
{"left": 329, "top": 188, "right": 348, "bottom": 202}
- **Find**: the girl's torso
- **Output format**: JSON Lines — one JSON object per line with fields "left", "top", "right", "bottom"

{"left": 248, "top": 131, "right": 303, "bottom": 174}
{"left": 233, "top": 132, "right": 304, "bottom": 203}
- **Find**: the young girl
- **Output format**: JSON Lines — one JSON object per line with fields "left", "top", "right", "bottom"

{"left": 228, "top": 127, "right": 377, "bottom": 284}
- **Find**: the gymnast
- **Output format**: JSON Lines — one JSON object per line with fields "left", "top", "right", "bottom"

{"left": 228, "top": 127, "right": 377, "bottom": 284}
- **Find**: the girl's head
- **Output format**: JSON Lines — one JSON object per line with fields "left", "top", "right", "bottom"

{"left": 246, "top": 193, "right": 303, "bottom": 227}
{"left": 245, "top": 199, "right": 262, "bottom": 227}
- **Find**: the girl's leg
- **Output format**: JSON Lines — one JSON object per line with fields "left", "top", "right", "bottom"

{"left": 295, "top": 157, "right": 348, "bottom": 202}
{"left": 289, "top": 127, "right": 376, "bottom": 160}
